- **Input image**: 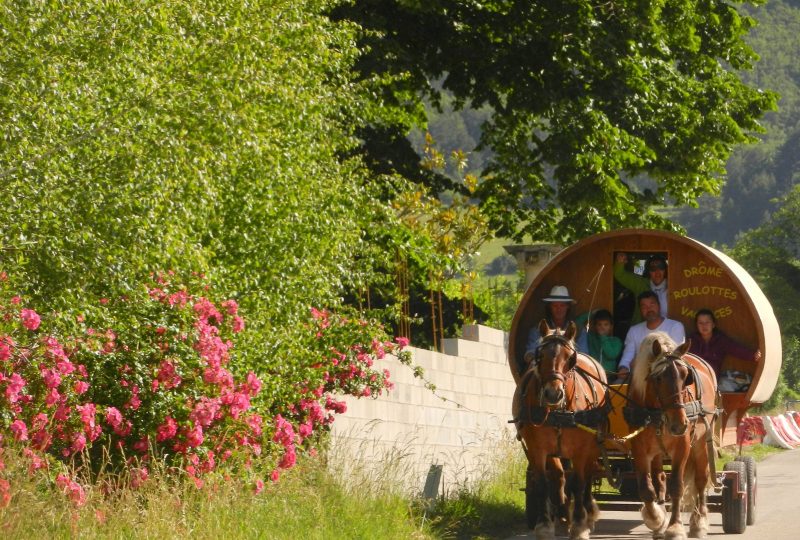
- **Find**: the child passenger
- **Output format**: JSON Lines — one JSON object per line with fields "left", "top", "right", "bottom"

{"left": 578, "top": 309, "right": 623, "bottom": 377}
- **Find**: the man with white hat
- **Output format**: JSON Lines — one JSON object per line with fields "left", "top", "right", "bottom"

{"left": 524, "top": 285, "right": 588, "bottom": 362}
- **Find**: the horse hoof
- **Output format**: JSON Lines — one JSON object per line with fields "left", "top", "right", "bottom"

{"left": 664, "top": 523, "right": 687, "bottom": 540}
{"left": 568, "top": 525, "right": 591, "bottom": 540}
{"left": 689, "top": 513, "right": 708, "bottom": 538}
{"left": 640, "top": 503, "right": 666, "bottom": 531}
{"left": 587, "top": 499, "right": 600, "bottom": 525}
{"left": 534, "top": 522, "right": 556, "bottom": 540}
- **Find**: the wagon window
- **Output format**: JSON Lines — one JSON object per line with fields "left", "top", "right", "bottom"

{"left": 612, "top": 251, "right": 669, "bottom": 340}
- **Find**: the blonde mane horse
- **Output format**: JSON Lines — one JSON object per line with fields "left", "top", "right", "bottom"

{"left": 626, "top": 332, "right": 718, "bottom": 540}
{"left": 629, "top": 332, "right": 679, "bottom": 400}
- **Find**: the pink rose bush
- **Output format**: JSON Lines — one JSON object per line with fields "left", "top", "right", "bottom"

{"left": 0, "top": 272, "right": 405, "bottom": 505}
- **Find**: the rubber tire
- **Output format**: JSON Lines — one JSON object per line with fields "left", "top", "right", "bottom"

{"left": 735, "top": 455, "right": 757, "bottom": 525}
{"left": 722, "top": 461, "right": 748, "bottom": 534}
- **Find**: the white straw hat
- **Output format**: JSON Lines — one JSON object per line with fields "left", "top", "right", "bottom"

{"left": 542, "top": 285, "right": 576, "bottom": 303}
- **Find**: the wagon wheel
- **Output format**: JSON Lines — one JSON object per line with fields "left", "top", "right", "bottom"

{"left": 722, "top": 461, "right": 748, "bottom": 534}
{"left": 735, "top": 455, "right": 757, "bottom": 525}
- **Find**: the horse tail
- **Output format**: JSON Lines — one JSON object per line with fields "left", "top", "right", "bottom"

{"left": 681, "top": 456, "right": 698, "bottom": 512}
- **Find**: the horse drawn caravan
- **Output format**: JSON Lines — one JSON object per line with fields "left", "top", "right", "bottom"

{"left": 508, "top": 229, "right": 781, "bottom": 538}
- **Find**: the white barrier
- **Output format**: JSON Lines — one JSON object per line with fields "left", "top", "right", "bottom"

{"left": 329, "top": 324, "right": 518, "bottom": 495}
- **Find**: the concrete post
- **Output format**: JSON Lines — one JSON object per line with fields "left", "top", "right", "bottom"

{"left": 503, "top": 244, "right": 562, "bottom": 291}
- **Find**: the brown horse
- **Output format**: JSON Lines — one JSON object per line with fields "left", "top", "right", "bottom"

{"left": 513, "top": 320, "right": 609, "bottom": 540}
{"left": 626, "top": 333, "right": 718, "bottom": 540}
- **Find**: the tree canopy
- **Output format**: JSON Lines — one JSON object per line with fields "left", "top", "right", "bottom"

{"left": 676, "top": 0, "right": 800, "bottom": 245}
{"left": 333, "top": 0, "right": 778, "bottom": 242}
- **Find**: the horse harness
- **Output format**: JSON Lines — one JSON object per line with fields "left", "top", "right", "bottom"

{"left": 622, "top": 355, "right": 713, "bottom": 429}
{"left": 512, "top": 334, "right": 611, "bottom": 457}
{"left": 622, "top": 353, "right": 719, "bottom": 469}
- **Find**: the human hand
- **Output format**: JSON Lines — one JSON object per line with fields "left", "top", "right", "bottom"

{"left": 615, "top": 253, "right": 628, "bottom": 264}
{"left": 524, "top": 351, "right": 536, "bottom": 364}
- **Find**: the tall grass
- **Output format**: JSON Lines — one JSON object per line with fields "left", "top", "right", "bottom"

{"left": 3, "top": 437, "right": 783, "bottom": 539}
{"left": 0, "top": 447, "right": 431, "bottom": 539}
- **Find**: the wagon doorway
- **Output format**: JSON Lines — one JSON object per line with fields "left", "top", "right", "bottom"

{"left": 612, "top": 250, "right": 669, "bottom": 341}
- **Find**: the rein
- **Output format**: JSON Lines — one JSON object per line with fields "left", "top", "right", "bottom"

{"left": 623, "top": 353, "right": 715, "bottom": 429}
{"left": 514, "top": 335, "right": 606, "bottom": 429}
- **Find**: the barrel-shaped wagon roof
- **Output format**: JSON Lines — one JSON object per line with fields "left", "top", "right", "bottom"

{"left": 509, "top": 229, "right": 781, "bottom": 405}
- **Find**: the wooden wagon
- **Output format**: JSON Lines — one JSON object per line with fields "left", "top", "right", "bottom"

{"left": 508, "top": 228, "right": 782, "bottom": 533}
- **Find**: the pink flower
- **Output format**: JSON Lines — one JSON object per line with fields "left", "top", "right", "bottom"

{"left": 325, "top": 396, "right": 347, "bottom": 414}
{"left": 156, "top": 417, "right": 178, "bottom": 442}
{"left": 105, "top": 407, "right": 123, "bottom": 429}
{"left": 31, "top": 429, "right": 52, "bottom": 451}
{"left": 10, "top": 296, "right": 21, "bottom": 305}
{"left": 41, "top": 367, "right": 61, "bottom": 389}
{"left": 133, "top": 437, "right": 149, "bottom": 453}
{"left": 221, "top": 299, "right": 239, "bottom": 315}
{"left": 23, "top": 447, "right": 46, "bottom": 472}
{"left": 45, "top": 387, "right": 61, "bottom": 406}
{"left": 231, "top": 316, "right": 245, "bottom": 333}
{"left": 270, "top": 469, "right": 280, "bottom": 482}
{"left": 0, "top": 479, "right": 9, "bottom": 508}
{"left": 278, "top": 446, "right": 296, "bottom": 469}
{"left": 272, "top": 415, "right": 296, "bottom": 447}
{"left": 245, "top": 414, "right": 263, "bottom": 436}
{"left": 186, "top": 424, "right": 204, "bottom": 448}
{"left": 0, "top": 336, "right": 13, "bottom": 361}
{"left": 125, "top": 385, "right": 141, "bottom": 410}
{"left": 156, "top": 360, "right": 182, "bottom": 389}
{"left": 244, "top": 372, "right": 261, "bottom": 396}
{"left": 20, "top": 308, "right": 41, "bottom": 330}
{"left": 395, "top": 336, "right": 410, "bottom": 348}
{"left": 130, "top": 467, "right": 149, "bottom": 489}
{"left": 222, "top": 391, "right": 250, "bottom": 419}
{"left": 10, "top": 420, "right": 28, "bottom": 441}
{"left": 5, "top": 373, "right": 26, "bottom": 403}
{"left": 193, "top": 298, "right": 222, "bottom": 324}
{"left": 73, "top": 380, "right": 89, "bottom": 394}
{"left": 190, "top": 397, "right": 221, "bottom": 428}
{"left": 298, "top": 421, "right": 313, "bottom": 439}
{"left": 70, "top": 433, "right": 87, "bottom": 454}
{"left": 55, "top": 474, "right": 86, "bottom": 507}
{"left": 31, "top": 413, "right": 48, "bottom": 431}
{"left": 254, "top": 479, "right": 265, "bottom": 494}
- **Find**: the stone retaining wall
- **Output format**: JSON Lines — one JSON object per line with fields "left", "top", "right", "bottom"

{"left": 329, "top": 325, "right": 518, "bottom": 496}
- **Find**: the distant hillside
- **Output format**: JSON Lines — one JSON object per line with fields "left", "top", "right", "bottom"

{"left": 674, "top": 0, "right": 800, "bottom": 245}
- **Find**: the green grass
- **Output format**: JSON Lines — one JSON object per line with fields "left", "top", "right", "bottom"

{"left": 0, "top": 448, "right": 433, "bottom": 540}
{"left": 2, "top": 439, "right": 783, "bottom": 539}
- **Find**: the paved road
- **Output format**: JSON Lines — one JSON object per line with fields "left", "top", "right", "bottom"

{"left": 507, "top": 448, "right": 800, "bottom": 539}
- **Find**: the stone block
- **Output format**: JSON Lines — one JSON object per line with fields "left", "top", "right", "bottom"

{"left": 461, "top": 324, "right": 509, "bottom": 348}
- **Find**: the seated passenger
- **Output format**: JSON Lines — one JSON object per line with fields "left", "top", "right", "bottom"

{"left": 616, "top": 290, "right": 685, "bottom": 380}
{"left": 576, "top": 309, "right": 623, "bottom": 377}
{"left": 688, "top": 308, "right": 762, "bottom": 377}
{"left": 524, "top": 285, "right": 587, "bottom": 363}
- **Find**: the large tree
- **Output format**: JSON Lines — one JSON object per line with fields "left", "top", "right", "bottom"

{"left": 332, "top": 0, "right": 778, "bottom": 242}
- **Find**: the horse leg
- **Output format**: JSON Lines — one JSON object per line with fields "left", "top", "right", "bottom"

{"left": 583, "top": 465, "right": 600, "bottom": 528}
{"left": 531, "top": 456, "right": 555, "bottom": 540}
{"left": 651, "top": 454, "right": 667, "bottom": 505}
{"left": 634, "top": 446, "right": 667, "bottom": 539}
{"left": 546, "top": 457, "right": 568, "bottom": 528}
{"left": 688, "top": 448, "right": 710, "bottom": 538}
{"left": 664, "top": 453, "right": 689, "bottom": 540}
{"left": 567, "top": 454, "right": 595, "bottom": 540}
